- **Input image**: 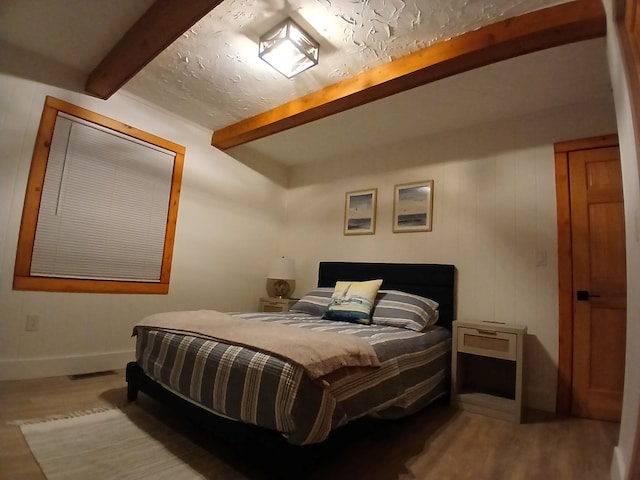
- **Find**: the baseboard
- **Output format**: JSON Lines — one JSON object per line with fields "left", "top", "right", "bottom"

{"left": 0, "top": 350, "right": 135, "bottom": 380}
{"left": 610, "top": 446, "right": 626, "bottom": 480}
{"left": 524, "top": 386, "right": 556, "bottom": 412}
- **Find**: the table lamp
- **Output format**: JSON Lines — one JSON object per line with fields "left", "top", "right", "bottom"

{"left": 266, "top": 257, "right": 296, "bottom": 298}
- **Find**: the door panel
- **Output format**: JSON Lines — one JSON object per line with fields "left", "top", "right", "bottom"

{"left": 569, "top": 146, "right": 626, "bottom": 421}
{"left": 589, "top": 306, "right": 626, "bottom": 391}
{"left": 589, "top": 202, "right": 626, "bottom": 290}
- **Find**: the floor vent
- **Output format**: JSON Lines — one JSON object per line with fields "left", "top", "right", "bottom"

{"left": 68, "top": 370, "right": 117, "bottom": 380}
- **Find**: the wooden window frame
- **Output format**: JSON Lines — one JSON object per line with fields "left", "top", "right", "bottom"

{"left": 13, "top": 96, "right": 185, "bottom": 294}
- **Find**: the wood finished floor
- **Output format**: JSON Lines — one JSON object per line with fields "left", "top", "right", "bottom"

{"left": 0, "top": 369, "right": 619, "bottom": 480}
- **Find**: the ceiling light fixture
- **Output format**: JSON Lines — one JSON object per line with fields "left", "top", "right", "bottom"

{"left": 258, "top": 18, "right": 319, "bottom": 78}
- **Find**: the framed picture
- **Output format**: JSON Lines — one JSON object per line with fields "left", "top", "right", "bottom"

{"left": 393, "top": 180, "right": 434, "bottom": 232}
{"left": 344, "top": 188, "right": 377, "bottom": 235}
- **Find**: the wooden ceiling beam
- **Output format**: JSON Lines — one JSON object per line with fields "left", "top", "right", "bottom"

{"left": 211, "top": 0, "right": 606, "bottom": 150}
{"left": 85, "top": 0, "right": 225, "bottom": 99}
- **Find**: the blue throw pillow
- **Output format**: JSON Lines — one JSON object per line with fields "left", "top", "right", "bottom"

{"left": 322, "top": 279, "right": 383, "bottom": 324}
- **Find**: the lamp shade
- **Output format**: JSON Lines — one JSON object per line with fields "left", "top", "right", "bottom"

{"left": 259, "top": 18, "right": 319, "bottom": 78}
{"left": 266, "top": 257, "right": 296, "bottom": 298}
{"left": 268, "top": 257, "right": 296, "bottom": 280}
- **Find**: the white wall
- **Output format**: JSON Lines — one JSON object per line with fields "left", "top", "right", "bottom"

{"left": 605, "top": 3, "right": 640, "bottom": 479}
{"left": 0, "top": 72, "right": 287, "bottom": 380}
{"left": 283, "top": 99, "right": 617, "bottom": 412}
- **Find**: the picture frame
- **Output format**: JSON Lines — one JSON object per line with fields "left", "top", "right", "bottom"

{"left": 344, "top": 188, "right": 377, "bottom": 235}
{"left": 393, "top": 180, "right": 434, "bottom": 232}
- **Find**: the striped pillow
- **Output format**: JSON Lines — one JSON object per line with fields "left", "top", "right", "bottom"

{"left": 289, "top": 288, "right": 334, "bottom": 316}
{"left": 290, "top": 288, "right": 440, "bottom": 331}
{"left": 371, "top": 290, "right": 439, "bottom": 331}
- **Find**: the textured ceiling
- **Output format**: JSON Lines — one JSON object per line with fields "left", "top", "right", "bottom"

{"left": 228, "top": 37, "right": 611, "bottom": 166}
{"left": 123, "top": 0, "right": 570, "bottom": 132}
{"left": 0, "top": 0, "right": 154, "bottom": 73}
{"left": 0, "top": 0, "right": 612, "bottom": 166}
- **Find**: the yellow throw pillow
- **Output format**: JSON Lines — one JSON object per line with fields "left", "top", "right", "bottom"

{"left": 322, "top": 279, "right": 383, "bottom": 324}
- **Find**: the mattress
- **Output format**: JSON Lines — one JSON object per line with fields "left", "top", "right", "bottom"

{"left": 135, "top": 311, "right": 451, "bottom": 445}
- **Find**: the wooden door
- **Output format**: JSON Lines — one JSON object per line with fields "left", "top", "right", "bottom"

{"left": 568, "top": 145, "right": 627, "bottom": 421}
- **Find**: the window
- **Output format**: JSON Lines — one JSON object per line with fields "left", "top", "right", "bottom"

{"left": 13, "top": 96, "right": 185, "bottom": 294}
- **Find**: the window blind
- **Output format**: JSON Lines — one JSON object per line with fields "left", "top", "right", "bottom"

{"left": 30, "top": 113, "right": 175, "bottom": 282}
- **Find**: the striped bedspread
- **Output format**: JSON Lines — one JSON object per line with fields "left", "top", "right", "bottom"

{"left": 135, "top": 312, "right": 451, "bottom": 445}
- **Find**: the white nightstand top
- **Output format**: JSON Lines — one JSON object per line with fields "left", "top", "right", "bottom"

{"left": 453, "top": 320, "right": 527, "bottom": 335}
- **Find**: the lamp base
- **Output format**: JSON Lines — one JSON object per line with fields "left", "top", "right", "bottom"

{"left": 266, "top": 279, "right": 295, "bottom": 298}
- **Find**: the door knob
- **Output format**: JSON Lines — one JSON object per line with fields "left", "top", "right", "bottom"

{"left": 576, "top": 290, "right": 601, "bottom": 301}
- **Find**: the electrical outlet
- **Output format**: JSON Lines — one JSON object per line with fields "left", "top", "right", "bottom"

{"left": 26, "top": 314, "right": 39, "bottom": 332}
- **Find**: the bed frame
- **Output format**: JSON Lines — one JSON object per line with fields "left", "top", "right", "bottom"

{"left": 126, "top": 262, "right": 456, "bottom": 445}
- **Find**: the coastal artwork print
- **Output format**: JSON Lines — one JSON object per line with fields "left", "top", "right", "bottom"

{"left": 393, "top": 180, "right": 433, "bottom": 232}
{"left": 344, "top": 188, "right": 377, "bottom": 235}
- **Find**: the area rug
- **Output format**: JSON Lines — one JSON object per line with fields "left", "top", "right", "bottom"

{"left": 19, "top": 405, "right": 246, "bottom": 480}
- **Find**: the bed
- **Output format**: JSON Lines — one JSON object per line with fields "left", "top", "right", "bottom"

{"left": 126, "top": 262, "right": 456, "bottom": 445}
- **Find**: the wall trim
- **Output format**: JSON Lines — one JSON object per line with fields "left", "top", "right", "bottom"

{"left": 524, "top": 386, "right": 556, "bottom": 413}
{"left": 610, "top": 446, "right": 626, "bottom": 480}
{"left": 0, "top": 350, "right": 135, "bottom": 381}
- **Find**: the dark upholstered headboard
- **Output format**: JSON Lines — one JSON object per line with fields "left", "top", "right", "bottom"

{"left": 317, "top": 262, "right": 456, "bottom": 330}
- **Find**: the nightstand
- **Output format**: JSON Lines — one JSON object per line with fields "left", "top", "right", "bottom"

{"left": 259, "top": 297, "right": 298, "bottom": 313}
{"left": 451, "top": 320, "right": 527, "bottom": 423}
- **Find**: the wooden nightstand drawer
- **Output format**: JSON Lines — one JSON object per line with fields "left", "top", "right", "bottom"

{"left": 259, "top": 297, "right": 298, "bottom": 313}
{"left": 457, "top": 326, "right": 517, "bottom": 361}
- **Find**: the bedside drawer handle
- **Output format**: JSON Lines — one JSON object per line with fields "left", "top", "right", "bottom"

{"left": 475, "top": 329, "right": 498, "bottom": 335}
